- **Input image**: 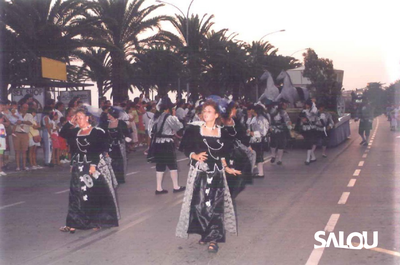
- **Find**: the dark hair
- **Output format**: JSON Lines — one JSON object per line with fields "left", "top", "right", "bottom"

{"left": 49, "top": 111, "right": 58, "bottom": 120}
{"left": 60, "top": 117, "right": 67, "bottom": 124}
{"left": 42, "top": 106, "right": 53, "bottom": 116}
{"left": 55, "top": 102, "right": 64, "bottom": 110}
{"left": 146, "top": 104, "right": 152, "bottom": 112}
{"left": 221, "top": 101, "right": 238, "bottom": 119}
{"left": 202, "top": 100, "right": 221, "bottom": 126}
{"left": 27, "top": 108, "right": 37, "bottom": 114}
{"left": 108, "top": 107, "right": 120, "bottom": 119}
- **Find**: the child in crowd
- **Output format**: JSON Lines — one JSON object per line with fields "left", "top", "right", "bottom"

{"left": 9, "top": 102, "right": 24, "bottom": 136}
{"left": 28, "top": 109, "right": 42, "bottom": 169}
{"left": 50, "top": 111, "right": 61, "bottom": 166}
{"left": 0, "top": 114, "right": 7, "bottom": 175}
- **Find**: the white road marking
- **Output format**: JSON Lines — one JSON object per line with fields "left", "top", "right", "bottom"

{"left": 126, "top": 171, "right": 139, "bottom": 176}
{"left": 358, "top": 161, "right": 364, "bottom": 167}
{"left": 0, "top": 201, "right": 26, "bottom": 210}
{"left": 305, "top": 247, "right": 325, "bottom": 265}
{"left": 338, "top": 192, "right": 350, "bottom": 204}
{"left": 353, "top": 169, "right": 361, "bottom": 177}
{"left": 305, "top": 214, "right": 340, "bottom": 265}
{"left": 367, "top": 146, "right": 371, "bottom": 149}
{"left": 365, "top": 150, "right": 370, "bottom": 153}
{"left": 347, "top": 179, "right": 357, "bottom": 187}
{"left": 324, "top": 214, "right": 340, "bottom": 232}
{"left": 54, "top": 189, "right": 69, "bottom": 194}
{"left": 362, "top": 154, "right": 368, "bottom": 158}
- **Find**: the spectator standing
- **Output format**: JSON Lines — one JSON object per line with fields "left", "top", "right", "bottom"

{"left": 142, "top": 104, "right": 154, "bottom": 155}
{"left": 42, "top": 106, "right": 53, "bottom": 167}
{"left": 28, "top": 109, "right": 42, "bottom": 169}
{"left": 14, "top": 103, "right": 33, "bottom": 170}
{"left": 0, "top": 114, "right": 7, "bottom": 175}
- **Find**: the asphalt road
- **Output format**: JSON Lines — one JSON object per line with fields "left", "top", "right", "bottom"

{"left": 1, "top": 115, "right": 400, "bottom": 265}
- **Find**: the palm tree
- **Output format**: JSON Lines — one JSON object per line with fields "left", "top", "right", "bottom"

{"left": 0, "top": 0, "right": 91, "bottom": 97}
{"left": 201, "top": 29, "right": 250, "bottom": 99}
{"left": 160, "top": 13, "right": 216, "bottom": 101}
{"left": 130, "top": 44, "right": 183, "bottom": 97}
{"left": 86, "top": 0, "right": 167, "bottom": 103}
{"left": 71, "top": 48, "right": 112, "bottom": 99}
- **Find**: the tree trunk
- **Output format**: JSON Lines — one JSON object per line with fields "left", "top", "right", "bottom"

{"left": 110, "top": 51, "right": 129, "bottom": 103}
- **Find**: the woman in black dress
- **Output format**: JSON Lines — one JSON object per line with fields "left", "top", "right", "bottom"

{"left": 176, "top": 100, "right": 241, "bottom": 253}
{"left": 59, "top": 108, "right": 119, "bottom": 233}
{"left": 298, "top": 99, "right": 319, "bottom": 165}
{"left": 221, "top": 101, "right": 254, "bottom": 198}
{"left": 101, "top": 107, "right": 130, "bottom": 184}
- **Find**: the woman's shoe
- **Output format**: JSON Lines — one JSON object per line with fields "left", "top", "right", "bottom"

{"left": 155, "top": 189, "right": 168, "bottom": 195}
{"left": 59, "top": 226, "right": 75, "bottom": 234}
{"left": 173, "top": 186, "right": 186, "bottom": 193}
{"left": 305, "top": 161, "right": 310, "bottom": 165}
{"left": 208, "top": 242, "right": 219, "bottom": 253}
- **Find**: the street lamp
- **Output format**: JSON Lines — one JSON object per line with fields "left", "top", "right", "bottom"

{"left": 258, "top": 29, "right": 286, "bottom": 42}
{"left": 156, "top": 0, "right": 195, "bottom": 100}
{"left": 290, "top": 48, "right": 310, "bottom": 57}
{"left": 255, "top": 29, "right": 286, "bottom": 100}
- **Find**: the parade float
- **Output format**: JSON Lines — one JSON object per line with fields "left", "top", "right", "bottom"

{"left": 258, "top": 66, "right": 349, "bottom": 147}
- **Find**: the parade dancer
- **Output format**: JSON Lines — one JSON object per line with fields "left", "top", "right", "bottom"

{"left": 269, "top": 99, "right": 292, "bottom": 165}
{"left": 100, "top": 107, "right": 131, "bottom": 184}
{"left": 316, "top": 103, "right": 335, "bottom": 157}
{"left": 59, "top": 107, "right": 119, "bottom": 233}
{"left": 298, "top": 99, "right": 319, "bottom": 165}
{"left": 356, "top": 98, "right": 374, "bottom": 146}
{"left": 148, "top": 97, "right": 185, "bottom": 195}
{"left": 221, "top": 100, "right": 254, "bottom": 198}
{"left": 248, "top": 103, "right": 269, "bottom": 177}
{"left": 176, "top": 100, "right": 241, "bottom": 253}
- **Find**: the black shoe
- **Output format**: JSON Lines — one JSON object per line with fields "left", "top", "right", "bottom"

{"left": 173, "top": 186, "right": 186, "bottom": 193}
{"left": 310, "top": 159, "right": 317, "bottom": 163}
{"left": 277, "top": 161, "right": 282, "bottom": 165}
{"left": 270, "top": 157, "right": 276, "bottom": 163}
{"left": 253, "top": 174, "right": 264, "bottom": 178}
{"left": 155, "top": 189, "right": 168, "bottom": 195}
{"left": 305, "top": 161, "right": 310, "bottom": 165}
{"left": 360, "top": 140, "right": 365, "bottom": 145}
{"left": 363, "top": 142, "right": 368, "bottom": 146}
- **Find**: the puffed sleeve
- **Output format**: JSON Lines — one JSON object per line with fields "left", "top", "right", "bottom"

{"left": 59, "top": 121, "right": 79, "bottom": 140}
{"left": 221, "top": 127, "right": 234, "bottom": 160}
{"left": 88, "top": 127, "right": 108, "bottom": 166}
{"left": 179, "top": 125, "right": 200, "bottom": 158}
{"left": 119, "top": 120, "right": 130, "bottom": 138}
{"left": 167, "top": 115, "right": 183, "bottom": 133}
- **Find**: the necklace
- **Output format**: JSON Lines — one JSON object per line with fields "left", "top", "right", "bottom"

{"left": 204, "top": 124, "right": 215, "bottom": 130}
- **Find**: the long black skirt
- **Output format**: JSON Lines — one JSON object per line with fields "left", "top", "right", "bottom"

{"left": 66, "top": 163, "right": 119, "bottom": 230}
{"left": 187, "top": 169, "right": 225, "bottom": 243}
{"left": 109, "top": 143, "right": 126, "bottom": 184}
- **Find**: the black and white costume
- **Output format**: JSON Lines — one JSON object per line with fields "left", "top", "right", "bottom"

{"left": 60, "top": 122, "right": 119, "bottom": 230}
{"left": 148, "top": 111, "right": 184, "bottom": 193}
{"left": 176, "top": 122, "right": 237, "bottom": 243}
{"left": 298, "top": 101, "right": 319, "bottom": 164}
{"left": 269, "top": 105, "right": 291, "bottom": 164}
{"left": 223, "top": 118, "right": 254, "bottom": 198}
{"left": 316, "top": 110, "right": 335, "bottom": 151}
{"left": 101, "top": 120, "right": 130, "bottom": 184}
{"left": 249, "top": 112, "right": 269, "bottom": 177}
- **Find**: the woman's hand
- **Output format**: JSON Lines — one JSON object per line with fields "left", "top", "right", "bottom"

{"left": 225, "top": 167, "right": 241, "bottom": 176}
{"left": 89, "top": 165, "right": 96, "bottom": 175}
{"left": 192, "top": 152, "right": 208, "bottom": 162}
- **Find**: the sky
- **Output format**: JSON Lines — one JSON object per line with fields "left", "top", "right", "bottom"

{"left": 151, "top": 0, "right": 400, "bottom": 90}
